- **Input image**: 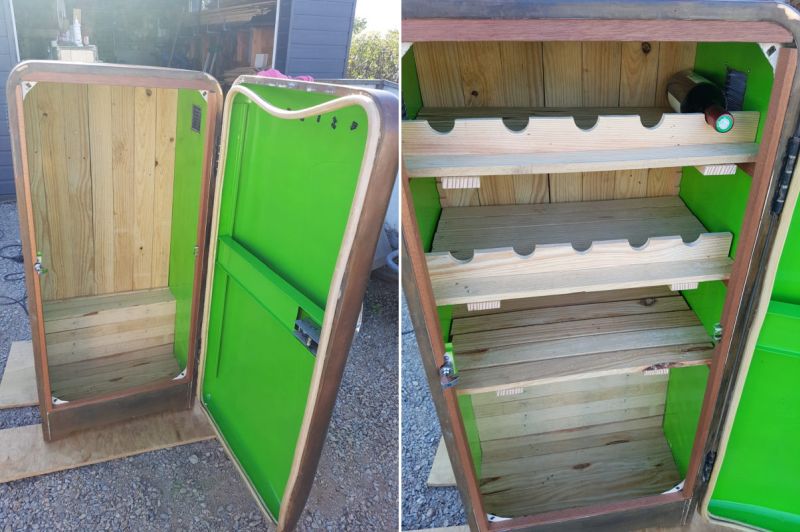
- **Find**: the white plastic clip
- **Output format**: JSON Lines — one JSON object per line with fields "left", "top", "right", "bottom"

{"left": 21, "top": 81, "right": 37, "bottom": 99}
{"left": 759, "top": 43, "right": 780, "bottom": 73}
{"left": 198, "top": 89, "right": 209, "bottom": 102}
{"left": 442, "top": 176, "right": 480, "bottom": 190}
{"left": 467, "top": 300, "right": 500, "bottom": 312}
{"left": 51, "top": 396, "right": 69, "bottom": 405}
{"left": 173, "top": 368, "right": 187, "bottom": 381}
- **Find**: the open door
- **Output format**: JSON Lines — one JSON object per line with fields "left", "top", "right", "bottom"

{"left": 198, "top": 77, "right": 397, "bottom": 530}
{"left": 701, "top": 152, "right": 800, "bottom": 531}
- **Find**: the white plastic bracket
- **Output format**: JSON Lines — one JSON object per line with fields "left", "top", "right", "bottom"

{"left": 198, "top": 89, "right": 209, "bottom": 102}
{"left": 496, "top": 387, "right": 523, "bottom": 398}
{"left": 759, "top": 43, "right": 780, "bottom": 73}
{"left": 467, "top": 300, "right": 500, "bottom": 312}
{"left": 51, "top": 395, "right": 69, "bottom": 405}
{"left": 173, "top": 368, "right": 187, "bottom": 381}
{"left": 670, "top": 281, "right": 699, "bottom": 291}
{"left": 21, "top": 81, "right": 37, "bottom": 100}
{"left": 442, "top": 176, "right": 480, "bottom": 190}
{"left": 696, "top": 164, "right": 738, "bottom": 176}
{"left": 662, "top": 480, "right": 685, "bottom": 494}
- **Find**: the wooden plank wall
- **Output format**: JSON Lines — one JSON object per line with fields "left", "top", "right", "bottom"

{"left": 24, "top": 83, "right": 179, "bottom": 301}
{"left": 413, "top": 41, "right": 696, "bottom": 206}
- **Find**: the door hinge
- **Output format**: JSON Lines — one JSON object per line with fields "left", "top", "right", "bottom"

{"left": 713, "top": 323, "right": 723, "bottom": 342}
{"left": 439, "top": 353, "right": 458, "bottom": 390}
{"left": 702, "top": 451, "right": 718, "bottom": 484}
{"left": 771, "top": 134, "right": 800, "bottom": 216}
{"left": 293, "top": 317, "right": 320, "bottom": 356}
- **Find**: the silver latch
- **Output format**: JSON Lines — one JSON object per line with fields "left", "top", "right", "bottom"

{"left": 34, "top": 252, "right": 47, "bottom": 275}
{"left": 713, "top": 323, "right": 723, "bottom": 342}
{"left": 439, "top": 353, "right": 458, "bottom": 389}
{"left": 294, "top": 317, "right": 321, "bottom": 355}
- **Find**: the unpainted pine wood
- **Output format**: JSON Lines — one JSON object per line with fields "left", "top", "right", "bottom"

{"left": 480, "top": 438, "right": 680, "bottom": 517}
{"left": 648, "top": 167, "right": 683, "bottom": 197}
{"left": 49, "top": 343, "right": 179, "bottom": 401}
{"left": 111, "top": 86, "right": 136, "bottom": 292}
{"left": 414, "top": 42, "right": 466, "bottom": 107}
{"left": 549, "top": 172, "right": 583, "bottom": 203}
{"left": 615, "top": 169, "right": 649, "bottom": 199}
{"left": 440, "top": 185, "right": 480, "bottom": 207}
{"left": 478, "top": 175, "right": 549, "bottom": 205}
{"left": 457, "top": 42, "right": 505, "bottom": 107}
{"left": 417, "top": 106, "right": 669, "bottom": 127}
{"left": 471, "top": 371, "right": 666, "bottom": 406}
{"left": 60, "top": 84, "right": 95, "bottom": 297}
{"left": 0, "top": 404, "right": 214, "bottom": 484}
{"left": 403, "top": 112, "right": 760, "bottom": 156}
{"left": 151, "top": 88, "right": 179, "bottom": 287}
{"left": 23, "top": 85, "right": 57, "bottom": 300}
{"left": 451, "top": 286, "right": 674, "bottom": 319}
{"left": 452, "top": 296, "right": 688, "bottom": 336}
{"left": 582, "top": 171, "right": 617, "bottom": 201}
{"left": 46, "top": 320, "right": 175, "bottom": 365}
{"left": 133, "top": 87, "right": 158, "bottom": 290}
{"left": 87, "top": 84, "right": 115, "bottom": 294}
{"left": 427, "top": 438, "right": 456, "bottom": 487}
{"left": 581, "top": 42, "right": 622, "bottom": 107}
{"left": 455, "top": 311, "right": 701, "bottom": 353}
{"left": 0, "top": 342, "right": 38, "bottom": 409}
{"left": 498, "top": 42, "right": 545, "bottom": 107}
{"left": 620, "top": 42, "right": 660, "bottom": 107}
{"left": 457, "top": 342, "right": 712, "bottom": 395}
{"left": 655, "top": 42, "right": 697, "bottom": 108}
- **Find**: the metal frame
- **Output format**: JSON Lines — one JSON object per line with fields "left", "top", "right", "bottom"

{"left": 400, "top": 2, "right": 800, "bottom": 530}
{"left": 196, "top": 75, "right": 397, "bottom": 531}
{"left": 6, "top": 61, "right": 223, "bottom": 440}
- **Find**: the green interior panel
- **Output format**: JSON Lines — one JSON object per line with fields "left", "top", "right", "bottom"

{"left": 168, "top": 89, "right": 207, "bottom": 370}
{"left": 666, "top": 42, "right": 775, "bottom": 470}
{"left": 409, "top": 178, "right": 441, "bottom": 252}
{"left": 402, "top": 47, "right": 423, "bottom": 120}
{"left": 709, "top": 302, "right": 800, "bottom": 530}
{"left": 201, "top": 82, "right": 369, "bottom": 518}
{"left": 772, "top": 211, "right": 800, "bottom": 305}
{"left": 662, "top": 365, "right": 709, "bottom": 477}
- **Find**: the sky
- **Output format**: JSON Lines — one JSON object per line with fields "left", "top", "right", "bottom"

{"left": 354, "top": 0, "right": 399, "bottom": 32}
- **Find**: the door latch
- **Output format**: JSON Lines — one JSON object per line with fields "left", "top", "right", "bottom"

{"left": 34, "top": 252, "right": 47, "bottom": 275}
{"left": 293, "top": 317, "right": 321, "bottom": 356}
{"left": 439, "top": 353, "right": 458, "bottom": 389}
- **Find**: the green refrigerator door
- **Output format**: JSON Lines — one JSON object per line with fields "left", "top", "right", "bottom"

{"left": 703, "top": 166, "right": 800, "bottom": 530}
{"left": 198, "top": 77, "right": 397, "bottom": 530}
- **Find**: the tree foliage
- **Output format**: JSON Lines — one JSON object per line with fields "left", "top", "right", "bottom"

{"left": 347, "top": 17, "right": 398, "bottom": 82}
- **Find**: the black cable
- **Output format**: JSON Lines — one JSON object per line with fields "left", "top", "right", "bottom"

{"left": 0, "top": 242, "right": 27, "bottom": 315}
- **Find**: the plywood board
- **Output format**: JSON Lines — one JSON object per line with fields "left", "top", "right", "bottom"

{"left": 0, "top": 342, "right": 38, "bottom": 409}
{"left": 0, "top": 404, "right": 214, "bottom": 484}
{"left": 427, "top": 438, "right": 456, "bottom": 487}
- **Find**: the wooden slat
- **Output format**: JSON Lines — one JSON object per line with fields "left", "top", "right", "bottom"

{"left": 582, "top": 170, "right": 616, "bottom": 201}
{"left": 49, "top": 344, "right": 179, "bottom": 401}
{"left": 455, "top": 311, "right": 700, "bottom": 353}
{"left": 405, "top": 143, "right": 759, "bottom": 178}
{"left": 404, "top": 112, "right": 760, "bottom": 156}
{"left": 0, "top": 404, "right": 214, "bottom": 484}
{"left": 452, "top": 296, "right": 688, "bottom": 336}
{"left": 428, "top": 438, "right": 456, "bottom": 487}
{"left": 457, "top": 41, "right": 504, "bottom": 107}
{"left": 151, "top": 88, "right": 178, "bottom": 287}
{"left": 0, "top": 342, "right": 38, "bottom": 409}
{"left": 619, "top": 42, "right": 660, "bottom": 107}
{"left": 133, "top": 87, "right": 157, "bottom": 290}
{"left": 499, "top": 42, "right": 544, "bottom": 107}
{"left": 111, "top": 86, "right": 136, "bottom": 292}
{"left": 414, "top": 42, "right": 465, "bottom": 107}
{"left": 581, "top": 42, "right": 621, "bottom": 107}
{"left": 457, "top": 342, "right": 712, "bottom": 395}
{"left": 88, "top": 84, "right": 115, "bottom": 294}
{"left": 61, "top": 83, "right": 96, "bottom": 298}
{"left": 451, "top": 286, "right": 674, "bottom": 319}
{"left": 43, "top": 287, "right": 175, "bottom": 321}
{"left": 542, "top": 42, "right": 582, "bottom": 107}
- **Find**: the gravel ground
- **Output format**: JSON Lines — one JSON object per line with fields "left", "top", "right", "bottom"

{"left": 0, "top": 200, "right": 399, "bottom": 531}
{"left": 401, "top": 297, "right": 466, "bottom": 530}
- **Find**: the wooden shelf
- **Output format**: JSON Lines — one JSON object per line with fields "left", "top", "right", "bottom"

{"left": 426, "top": 197, "right": 733, "bottom": 306}
{"left": 469, "top": 366, "right": 683, "bottom": 517}
{"left": 452, "top": 287, "right": 713, "bottom": 395}
{"left": 403, "top": 110, "right": 759, "bottom": 176}
{"left": 43, "top": 288, "right": 180, "bottom": 401}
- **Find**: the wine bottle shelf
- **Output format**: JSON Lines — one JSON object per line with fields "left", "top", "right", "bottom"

{"left": 403, "top": 109, "right": 759, "bottom": 176}
{"left": 426, "top": 197, "right": 733, "bottom": 306}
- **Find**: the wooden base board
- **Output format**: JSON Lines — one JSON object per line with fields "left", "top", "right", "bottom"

{"left": 0, "top": 341, "right": 38, "bottom": 409}
{"left": 428, "top": 437, "right": 457, "bottom": 487}
{"left": 0, "top": 403, "right": 215, "bottom": 484}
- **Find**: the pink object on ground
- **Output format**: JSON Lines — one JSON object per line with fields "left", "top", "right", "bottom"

{"left": 257, "top": 68, "right": 314, "bottom": 82}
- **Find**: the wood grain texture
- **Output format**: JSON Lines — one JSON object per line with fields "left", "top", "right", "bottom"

{"left": 0, "top": 342, "right": 38, "bottom": 409}
{"left": 582, "top": 42, "right": 621, "bottom": 107}
{"left": 23, "top": 83, "right": 179, "bottom": 300}
{"left": 0, "top": 404, "right": 214, "bottom": 483}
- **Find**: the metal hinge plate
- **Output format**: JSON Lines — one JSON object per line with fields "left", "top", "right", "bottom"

{"left": 293, "top": 317, "right": 320, "bottom": 356}
{"left": 702, "top": 451, "right": 718, "bottom": 483}
{"left": 439, "top": 353, "right": 458, "bottom": 389}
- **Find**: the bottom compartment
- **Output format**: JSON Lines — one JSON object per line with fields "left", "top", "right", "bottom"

{"left": 42, "top": 288, "right": 180, "bottom": 402}
{"left": 475, "top": 373, "right": 681, "bottom": 517}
